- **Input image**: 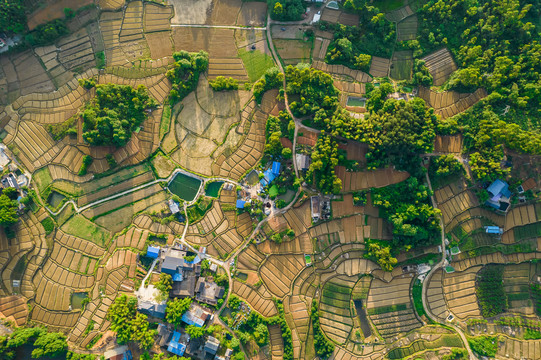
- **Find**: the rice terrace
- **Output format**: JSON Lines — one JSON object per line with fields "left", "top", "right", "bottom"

{"left": 0, "top": 0, "right": 540, "bottom": 359}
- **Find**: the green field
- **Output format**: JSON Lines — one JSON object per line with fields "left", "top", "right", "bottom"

{"left": 159, "top": 104, "right": 172, "bottom": 141}
{"left": 33, "top": 167, "right": 53, "bottom": 194}
{"left": 61, "top": 215, "right": 111, "bottom": 247}
{"left": 390, "top": 51, "right": 413, "bottom": 80}
{"left": 238, "top": 48, "right": 276, "bottom": 82}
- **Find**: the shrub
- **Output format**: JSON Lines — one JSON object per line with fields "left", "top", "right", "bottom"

{"left": 78, "top": 155, "right": 93, "bottom": 176}
{"left": 468, "top": 336, "right": 498, "bottom": 358}
{"left": 166, "top": 50, "right": 209, "bottom": 104}
{"left": 209, "top": 76, "right": 239, "bottom": 91}
{"left": 253, "top": 67, "right": 283, "bottom": 103}
{"left": 78, "top": 78, "right": 96, "bottom": 90}
{"left": 40, "top": 217, "right": 55, "bottom": 235}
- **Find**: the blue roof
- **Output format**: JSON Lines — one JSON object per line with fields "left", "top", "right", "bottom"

{"left": 260, "top": 168, "right": 277, "bottom": 187}
{"left": 123, "top": 350, "right": 133, "bottom": 360}
{"left": 486, "top": 226, "right": 503, "bottom": 234}
{"left": 173, "top": 273, "right": 183, "bottom": 282}
{"left": 236, "top": 200, "right": 246, "bottom": 208}
{"left": 487, "top": 179, "right": 510, "bottom": 198}
{"left": 272, "top": 161, "right": 281, "bottom": 175}
{"left": 167, "top": 331, "right": 186, "bottom": 356}
{"left": 146, "top": 246, "right": 160, "bottom": 259}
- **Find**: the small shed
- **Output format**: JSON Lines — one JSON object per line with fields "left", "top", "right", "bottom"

{"left": 204, "top": 336, "right": 220, "bottom": 355}
{"left": 167, "top": 331, "right": 187, "bottom": 357}
{"left": 272, "top": 161, "right": 281, "bottom": 176}
{"left": 146, "top": 246, "right": 160, "bottom": 259}
{"left": 485, "top": 226, "right": 503, "bottom": 235}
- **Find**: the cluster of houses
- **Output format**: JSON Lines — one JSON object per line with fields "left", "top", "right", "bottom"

{"left": 0, "top": 146, "right": 29, "bottom": 210}
{"left": 137, "top": 245, "right": 230, "bottom": 358}
{"left": 310, "top": 195, "right": 331, "bottom": 222}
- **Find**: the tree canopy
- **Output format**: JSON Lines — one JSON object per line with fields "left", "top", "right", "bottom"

{"left": 0, "top": 192, "right": 19, "bottom": 227}
{"left": 82, "top": 83, "right": 157, "bottom": 147}
{"left": 107, "top": 295, "right": 156, "bottom": 349}
{"left": 267, "top": 0, "right": 304, "bottom": 21}
{"left": 0, "top": 0, "right": 26, "bottom": 34}
{"left": 165, "top": 297, "right": 192, "bottom": 327}
{"left": 167, "top": 50, "right": 209, "bottom": 104}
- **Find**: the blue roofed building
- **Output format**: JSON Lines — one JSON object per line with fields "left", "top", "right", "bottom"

{"left": 146, "top": 246, "right": 160, "bottom": 259}
{"left": 260, "top": 162, "right": 281, "bottom": 187}
{"left": 485, "top": 226, "right": 504, "bottom": 234}
{"left": 167, "top": 331, "right": 187, "bottom": 357}
{"left": 181, "top": 302, "right": 213, "bottom": 327}
{"left": 161, "top": 256, "right": 184, "bottom": 275}
{"left": 486, "top": 179, "right": 512, "bottom": 212}
{"left": 236, "top": 200, "right": 246, "bottom": 209}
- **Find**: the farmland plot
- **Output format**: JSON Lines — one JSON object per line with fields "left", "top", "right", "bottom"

{"left": 274, "top": 39, "right": 312, "bottom": 66}
{"left": 143, "top": 2, "right": 173, "bottom": 33}
{"left": 418, "top": 86, "right": 487, "bottom": 119}
{"left": 503, "top": 263, "right": 534, "bottom": 314}
{"left": 425, "top": 269, "right": 450, "bottom": 321}
{"left": 389, "top": 50, "right": 413, "bottom": 80}
{"left": 259, "top": 254, "right": 305, "bottom": 298}
{"left": 369, "top": 56, "right": 391, "bottom": 78}
{"left": 385, "top": 5, "right": 414, "bottom": 23}
{"left": 312, "top": 60, "right": 371, "bottom": 83}
{"left": 396, "top": 15, "right": 418, "bottom": 41}
{"left": 438, "top": 189, "right": 480, "bottom": 226}
{"left": 237, "top": 1, "right": 267, "bottom": 26}
{"left": 232, "top": 280, "right": 277, "bottom": 317}
{"left": 366, "top": 275, "right": 422, "bottom": 340}
{"left": 434, "top": 135, "right": 463, "bottom": 153}
{"left": 0, "top": 296, "right": 28, "bottom": 326}
{"left": 119, "top": 1, "right": 144, "bottom": 42}
{"left": 319, "top": 275, "right": 357, "bottom": 344}
{"left": 421, "top": 48, "right": 458, "bottom": 86}
{"left": 57, "top": 28, "right": 96, "bottom": 75}
{"left": 442, "top": 266, "right": 481, "bottom": 319}
{"left": 335, "top": 166, "right": 409, "bottom": 192}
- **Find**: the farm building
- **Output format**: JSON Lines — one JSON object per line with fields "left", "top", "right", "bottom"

{"left": 296, "top": 154, "right": 311, "bottom": 171}
{"left": 167, "top": 331, "right": 188, "bottom": 357}
{"left": 138, "top": 299, "right": 166, "bottom": 318}
{"left": 195, "top": 278, "right": 225, "bottom": 305}
{"left": 204, "top": 336, "right": 220, "bottom": 355}
{"left": 260, "top": 162, "right": 281, "bottom": 187}
{"left": 486, "top": 179, "right": 512, "bottom": 212}
{"left": 518, "top": 178, "right": 537, "bottom": 192}
{"left": 171, "top": 274, "right": 197, "bottom": 298}
{"left": 485, "top": 226, "right": 503, "bottom": 235}
{"left": 182, "top": 302, "right": 213, "bottom": 327}
{"left": 311, "top": 196, "right": 321, "bottom": 222}
{"left": 169, "top": 199, "right": 181, "bottom": 214}
{"left": 161, "top": 256, "right": 184, "bottom": 275}
{"left": 146, "top": 246, "right": 160, "bottom": 259}
{"left": 104, "top": 346, "right": 132, "bottom": 360}
{"left": 236, "top": 200, "right": 247, "bottom": 209}
{"left": 157, "top": 323, "right": 173, "bottom": 347}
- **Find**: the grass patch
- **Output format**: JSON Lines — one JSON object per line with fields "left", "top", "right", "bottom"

{"left": 159, "top": 104, "right": 172, "bottom": 142}
{"left": 33, "top": 167, "right": 53, "bottom": 194}
{"left": 151, "top": 152, "right": 177, "bottom": 179}
{"left": 61, "top": 215, "right": 110, "bottom": 247}
{"left": 367, "top": 303, "right": 407, "bottom": 315}
{"left": 390, "top": 56, "right": 413, "bottom": 80}
{"left": 412, "top": 279, "right": 427, "bottom": 318}
{"left": 373, "top": 0, "right": 404, "bottom": 12}
{"left": 40, "top": 217, "right": 55, "bottom": 235}
{"left": 95, "top": 51, "right": 105, "bottom": 69}
{"left": 238, "top": 48, "right": 276, "bottom": 82}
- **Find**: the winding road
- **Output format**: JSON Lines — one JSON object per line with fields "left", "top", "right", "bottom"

{"left": 423, "top": 171, "right": 477, "bottom": 359}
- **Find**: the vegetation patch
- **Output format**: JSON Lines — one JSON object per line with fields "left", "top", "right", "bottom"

{"left": 476, "top": 265, "right": 507, "bottom": 318}
{"left": 61, "top": 215, "right": 110, "bottom": 247}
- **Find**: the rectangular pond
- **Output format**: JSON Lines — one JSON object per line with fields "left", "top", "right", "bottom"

{"left": 47, "top": 191, "right": 65, "bottom": 208}
{"left": 168, "top": 173, "right": 202, "bottom": 202}
{"left": 71, "top": 292, "right": 88, "bottom": 310}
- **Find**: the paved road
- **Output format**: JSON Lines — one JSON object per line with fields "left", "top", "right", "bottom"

{"left": 422, "top": 171, "right": 477, "bottom": 360}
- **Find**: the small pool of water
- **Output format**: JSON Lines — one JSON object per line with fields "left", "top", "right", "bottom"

{"left": 326, "top": 1, "right": 339, "bottom": 9}
{"left": 347, "top": 96, "right": 366, "bottom": 107}
{"left": 71, "top": 292, "right": 88, "bottom": 310}
{"left": 168, "top": 173, "right": 202, "bottom": 202}
{"left": 205, "top": 181, "right": 223, "bottom": 198}
{"left": 47, "top": 191, "right": 65, "bottom": 208}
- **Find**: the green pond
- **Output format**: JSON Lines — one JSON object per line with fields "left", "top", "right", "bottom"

{"left": 205, "top": 181, "right": 223, "bottom": 198}
{"left": 168, "top": 173, "right": 202, "bottom": 201}
{"left": 71, "top": 292, "right": 88, "bottom": 310}
{"left": 347, "top": 97, "right": 366, "bottom": 107}
{"left": 47, "top": 191, "right": 65, "bottom": 208}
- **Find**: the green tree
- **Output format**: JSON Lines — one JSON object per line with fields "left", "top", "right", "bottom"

{"left": 366, "top": 243, "right": 397, "bottom": 271}
{"left": 0, "top": 0, "right": 26, "bottom": 34}
{"left": 107, "top": 295, "right": 137, "bottom": 344}
{"left": 0, "top": 193, "right": 19, "bottom": 227}
{"left": 82, "top": 84, "right": 157, "bottom": 147}
{"left": 228, "top": 294, "right": 241, "bottom": 310}
{"left": 31, "top": 332, "right": 68, "bottom": 359}
{"left": 306, "top": 133, "right": 342, "bottom": 194}
{"left": 354, "top": 54, "right": 371, "bottom": 72}
{"left": 165, "top": 297, "right": 192, "bottom": 327}
{"left": 209, "top": 76, "right": 239, "bottom": 91}
{"left": 167, "top": 51, "right": 209, "bottom": 104}
{"left": 130, "top": 313, "right": 156, "bottom": 350}
{"left": 185, "top": 325, "right": 205, "bottom": 338}
{"left": 154, "top": 273, "right": 172, "bottom": 299}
